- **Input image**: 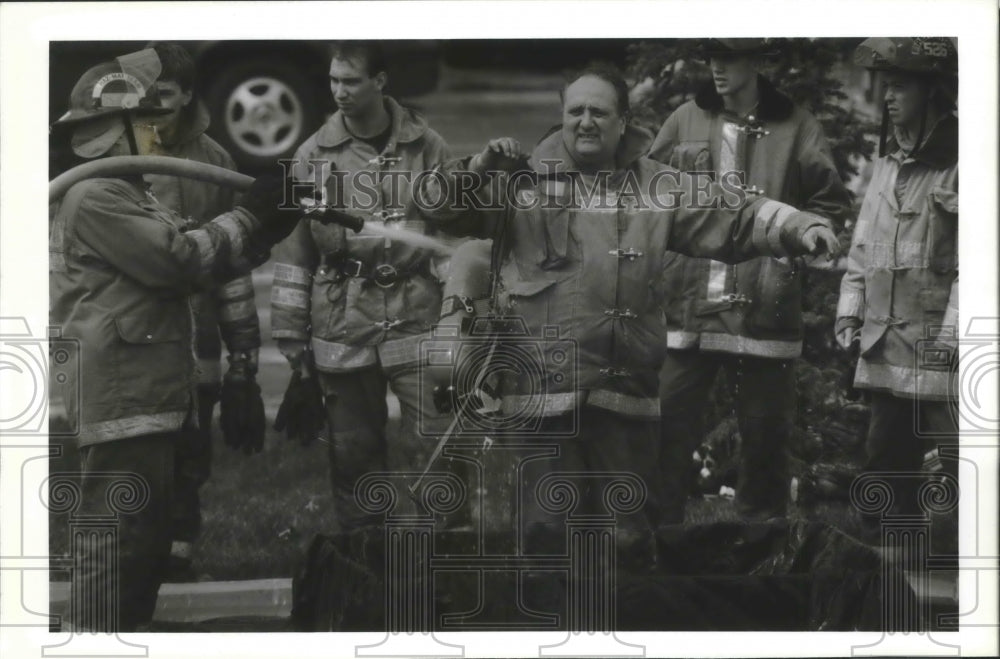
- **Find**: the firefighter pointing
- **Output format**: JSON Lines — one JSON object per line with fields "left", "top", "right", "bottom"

{"left": 421, "top": 62, "right": 841, "bottom": 564}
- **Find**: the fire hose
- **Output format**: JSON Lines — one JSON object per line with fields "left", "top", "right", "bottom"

{"left": 48, "top": 155, "right": 364, "bottom": 233}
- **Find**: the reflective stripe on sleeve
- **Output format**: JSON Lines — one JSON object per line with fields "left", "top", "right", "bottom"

{"left": 836, "top": 289, "right": 865, "bottom": 320}
{"left": 273, "top": 263, "right": 312, "bottom": 286}
{"left": 218, "top": 297, "right": 258, "bottom": 323}
{"left": 271, "top": 286, "right": 309, "bottom": 310}
{"left": 752, "top": 199, "right": 796, "bottom": 257}
{"left": 188, "top": 229, "right": 217, "bottom": 276}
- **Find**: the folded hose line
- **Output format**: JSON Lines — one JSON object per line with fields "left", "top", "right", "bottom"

{"left": 49, "top": 156, "right": 254, "bottom": 203}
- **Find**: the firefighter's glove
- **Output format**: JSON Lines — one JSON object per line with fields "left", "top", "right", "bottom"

{"left": 274, "top": 367, "right": 326, "bottom": 446}
{"left": 220, "top": 351, "right": 266, "bottom": 455}
{"left": 238, "top": 166, "right": 312, "bottom": 246}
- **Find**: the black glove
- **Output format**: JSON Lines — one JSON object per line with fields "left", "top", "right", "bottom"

{"left": 274, "top": 364, "right": 326, "bottom": 446}
{"left": 220, "top": 352, "right": 266, "bottom": 455}
{"left": 238, "top": 166, "right": 313, "bottom": 245}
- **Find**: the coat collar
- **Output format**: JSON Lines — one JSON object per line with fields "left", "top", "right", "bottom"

{"left": 161, "top": 99, "right": 211, "bottom": 148}
{"left": 886, "top": 113, "right": 957, "bottom": 169}
{"left": 528, "top": 123, "right": 653, "bottom": 177}
{"left": 315, "top": 96, "right": 427, "bottom": 150}
{"left": 694, "top": 75, "right": 794, "bottom": 122}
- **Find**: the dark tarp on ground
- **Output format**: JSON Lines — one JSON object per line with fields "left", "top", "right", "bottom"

{"left": 290, "top": 520, "right": 917, "bottom": 632}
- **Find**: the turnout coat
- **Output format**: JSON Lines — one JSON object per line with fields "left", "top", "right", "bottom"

{"left": 649, "top": 77, "right": 851, "bottom": 359}
{"left": 422, "top": 125, "right": 834, "bottom": 419}
{"left": 50, "top": 177, "right": 268, "bottom": 445}
{"left": 838, "top": 115, "right": 958, "bottom": 400}
{"left": 270, "top": 97, "right": 453, "bottom": 373}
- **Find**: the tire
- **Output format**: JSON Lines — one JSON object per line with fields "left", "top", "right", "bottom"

{"left": 204, "top": 56, "right": 322, "bottom": 172}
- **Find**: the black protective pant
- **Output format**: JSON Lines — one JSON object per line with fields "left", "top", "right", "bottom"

{"left": 659, "top": 350, "right": 794, "bottom": 524}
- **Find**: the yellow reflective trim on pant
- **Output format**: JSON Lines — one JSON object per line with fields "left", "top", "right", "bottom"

{"left": 273, "top": 263, "right": 312, "bottom": 286}
{"left": 699, "top": 332, "right": 802, "bottom": 358}
{"left": 79, "top": 411, "right": 188, "bottom": 446}
{"left": 855, "top": 360, "right": 956, "bottom": 401}
{"left": 587, "top": 389, "right": 659, "bottom": 417}
{"left": 666, "top": 330, "right": 699, "bottom": 349}
{"left": 271, "top": 285, "right": 309, "bottom": 310}
{"left": 312, "top": 337, "right": 377, "bottom": 371}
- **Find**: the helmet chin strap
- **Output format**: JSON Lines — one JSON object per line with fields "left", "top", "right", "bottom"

{"left": 905, "top": 101, "right": 928, "bottom": 160}
{"left": 878, "top": 101, "right": 889, "bottom": 158}
{"left": 121, "top": 110, "right": 140, "bottom": 156}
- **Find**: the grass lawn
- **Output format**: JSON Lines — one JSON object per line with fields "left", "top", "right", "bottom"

{"left": 48, "top": 423, "right": 958, "bottom": 583}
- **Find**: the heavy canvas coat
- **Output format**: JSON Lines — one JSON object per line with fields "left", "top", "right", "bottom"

{"left": 422, "top": 126, "right": 833, "bottom": 418}
{"left": 271, "top": 97, "right": 453, "bottom": 372}
{"left": 145, "top": 100, "right": 260, "bottom": 384}
{"left": 838, "top": 115, "right": 958, "bottom": 400}
{"left": 649, "top": 77, "right": 852, "bottom": 358}
{"left": 49, "top": 177, "right": 267, "bottom": 445}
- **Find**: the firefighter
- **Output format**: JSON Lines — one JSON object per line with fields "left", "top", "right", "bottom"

{"left": 647, "top": 38, "right": 853, "bottom": 523}
{"left": 420, "top": 62, "right": 841, "bottom": 564}
{"left": 270, "top": 42, "right": 455, "bottom": 532}
{"left": 142, "top": 42, "right": 265, "bottom": 580}
{"left": 837, "top": 37, "right": 958, "bottom": 521}
{"left": 49, "top": 49, "right": 303, "bottom": 631}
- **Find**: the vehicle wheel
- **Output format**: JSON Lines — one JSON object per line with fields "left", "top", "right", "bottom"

{"left": 204, "top": 57, "right": 322, "bottom": 171}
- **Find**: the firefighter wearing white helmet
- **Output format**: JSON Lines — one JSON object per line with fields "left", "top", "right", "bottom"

{"left": 50, "top": 49, "right": 304, "bottom": 631}
{"left": 837, "top": 37, "right": 959, "bottom": 524}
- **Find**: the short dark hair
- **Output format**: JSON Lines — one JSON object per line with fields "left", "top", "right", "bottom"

{"left": 148, "top": 42, "right": 196, "bottom": 92}
{"left": 329, "top": 41, "right": 388, "bottom": 78}
{"left": 563, "top": 61, "right": 630, "bottom": 116}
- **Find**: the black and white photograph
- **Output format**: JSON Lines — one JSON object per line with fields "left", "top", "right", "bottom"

{"left": 0, "top": 1, "right": 997, "bottom": 657}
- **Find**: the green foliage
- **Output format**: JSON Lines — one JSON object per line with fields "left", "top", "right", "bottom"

{"left": 625, "top": 38, "right": 878, "bottom": 185}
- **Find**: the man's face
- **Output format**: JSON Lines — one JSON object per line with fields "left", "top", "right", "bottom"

{"left": 329, "top": 55, "right": 385, "bottom": 119}
{"left": 152, "top": 80, "right": 192, "bottom": 132}
{"left": 129, "top": 120, "right": 167, "bottom": 156}
{"left": 882, "top": 73, "right": 929, "bottom": 129}
{"left": 709, "top": 54, "right": 758, "bottom": 98}
{"left": 561, "top": 76, "right": 624, "bottom": 169}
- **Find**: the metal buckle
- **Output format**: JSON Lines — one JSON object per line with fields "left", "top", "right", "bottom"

{"left": 740, "top": 120, "right": 770, "bottom": 139}
{"left": 342, "top": 259, "right": 364, "bottom": 278}
{"left": 603, "top": 308, "right": 637, "bottom": 319}
{"left": 368, "top": 155, "right": 402, "bottom": 167}
{"left": 738, "top": 184, "right": 765, "bottom": 196}
{"left": 599, "top": 367, "right": 631, "bottom": 378}
{"left": 373, "top": 264, "right": 399, "bottom": 288}
{"left": 609, "top": 248, "right": 644, "bottom": 261}
{"left": 374, "top": 318, "right": 404, "bottom": 331}
{"left": 371, "top": 210, "right": 405, "bottom": 222}
{"left": 720, "top": 293, "right": 752, "bottom": 305}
